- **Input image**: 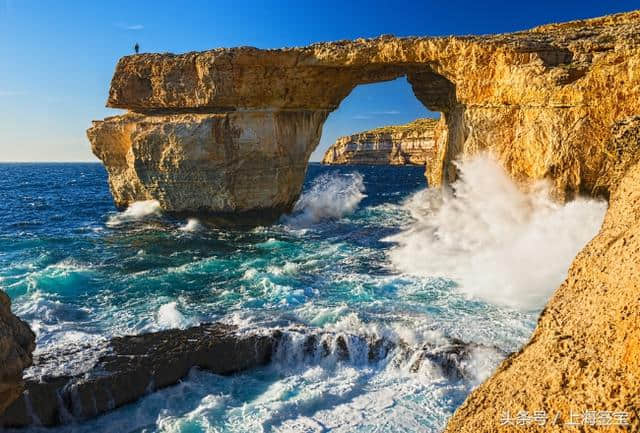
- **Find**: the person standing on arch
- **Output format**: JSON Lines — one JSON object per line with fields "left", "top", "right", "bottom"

{"left": 134, "top": 43, "right": 139, "bottom": 54}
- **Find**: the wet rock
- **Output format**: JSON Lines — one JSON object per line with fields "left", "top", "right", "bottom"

{"left": 0, "top": 323, "right": 277, "bottom": 427}
{"left": 0, "top": 290, "right": 35, "bottom": 415}
{"left": 274, "top": 328, "right": 500, "bottom": 381}
{"left": 0, "top": 322, "right": 503, "bottom": 428}
{"left": 408, "top": 339, "right": 499, "bottom": 381}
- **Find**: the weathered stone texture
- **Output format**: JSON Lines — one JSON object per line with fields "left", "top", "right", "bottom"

{"left": 443, "top": 118, "right": 640, "bottom": 432}
{"left": 0, "top": 290, "right": 35, "bottom": 415}
{"left": 0, "top": 324, "right": 276, "bottom": 427}
{"left": 89, "top": 11, "right": 640, "bottom": 213}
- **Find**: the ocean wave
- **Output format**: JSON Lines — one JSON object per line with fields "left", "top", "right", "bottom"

{"left": 106, "top": 200, "right": 161, "bottom": 227}
{"left": 284, "top": 172, "right": 366, "bottom": 226}
{"left": 386, "top": 154, "right": 607, "bottom": 311}
{"left": 179, "top": 218, "right": 203, "bottom": 232}
{"left": 156, "top": 301, "right": 194, "bottom": 330}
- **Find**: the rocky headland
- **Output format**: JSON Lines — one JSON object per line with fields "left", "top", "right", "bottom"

{"left": 0, "top": 9, "right": 639, "bottom": 432}
{"left": 84, "top": 10, "right": 640, "bottom": 430}
{"left": 88, "top": 10, "right": 640, "bottom": 214}
{"left": 322, "top": 118, "right": 437, "bottom": 165}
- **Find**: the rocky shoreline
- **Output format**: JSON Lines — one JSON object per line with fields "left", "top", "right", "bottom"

{"left": 0, "top": 291, "right": 35, "bottom": 416}
{"left": 0, "top": 323, "right": 275, "bottom": 427}
{"left": 0, "top": 323, "right": 494, "bottom": 428}
{"left": 322, "top": 118, "right": 438, "bottom": 166}
{"left": 1, "top": 9, "right": 640, "bottom": 432}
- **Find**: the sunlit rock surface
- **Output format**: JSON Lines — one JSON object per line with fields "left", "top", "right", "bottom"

{"left": 89, "top": 10, "right": 640, "bottom": 214}
{"left": 84, "top": 13, "right": 640, "bottom": 431}
{"left": 322, "top": 118, "right": 437, "bottom": 165}
{"left": 443, "top": 118, "right": 640, "bottom": 432}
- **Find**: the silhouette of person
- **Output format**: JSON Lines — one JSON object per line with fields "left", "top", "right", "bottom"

{"left": 134, "top": 43, "right": 139, "bottom": 54}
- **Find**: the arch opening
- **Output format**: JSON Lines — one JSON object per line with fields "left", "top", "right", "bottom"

{"left": 306, "top": 66, "right": 461, "bottom": 191}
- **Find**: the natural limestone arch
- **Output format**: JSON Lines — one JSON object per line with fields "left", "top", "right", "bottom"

{"left": 89, "top": 58, "right": 466, "bottom": 222}
{"left": 89, "top": 12, "right": 639, "bottom": 221}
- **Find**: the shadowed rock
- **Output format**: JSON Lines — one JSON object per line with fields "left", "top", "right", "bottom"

{"left": 0, "top": 290, "right": 35, "bottom": 415}
{"left": 0, "top": 324, "right": 276, "bottom": 427}
{"left": 0, "top": 323, "right": 498, "bottom": 428}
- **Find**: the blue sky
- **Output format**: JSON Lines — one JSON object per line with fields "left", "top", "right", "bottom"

{"left": 1, "top": 1, "right": 638, "bottom": 162}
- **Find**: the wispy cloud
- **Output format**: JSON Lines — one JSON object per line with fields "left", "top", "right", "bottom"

{"left": 372, "top": 110, "right": 401, "bottom": 115}
{"left": 115, "top": 22, "right": 144, "bottom": 31}
{"left": 353, "top": 110, "right": 400, "bottom": 119}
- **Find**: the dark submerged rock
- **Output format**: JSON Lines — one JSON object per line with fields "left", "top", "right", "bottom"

{"left": 1, "top": 323, "right": 502, "bottom": 428}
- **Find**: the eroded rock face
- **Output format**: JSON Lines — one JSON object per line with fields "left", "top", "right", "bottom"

{"left": 88, "top": 110, "right": 327, "bottom": 219}
{"left": 322, "top": 118, "right": 437, "bottom": 165}
{"left": 89, "top": 11, "right": 640, "bottom": 214}
{"left": 443, "top": 118, "right": 640, "bottom": 432}
{"left": 0, "top": 290, "right": 35, "bottom": 415}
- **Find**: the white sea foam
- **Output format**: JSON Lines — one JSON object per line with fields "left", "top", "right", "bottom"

{"left": 285, "top": 172, "right": 366, "bottom": 226}
{"left": 106, "top": 200, "right": 161, "bottom": 226}
{"left": 179, "top": 218, "right": 203, "bottom": 232}
{"left": 156, "top": 301, "right": 191, "bottom": 329}
{"left": 386, "top": 154, "right": 607, "bottom": 311}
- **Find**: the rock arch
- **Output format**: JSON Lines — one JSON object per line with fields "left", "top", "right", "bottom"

{"left": 89, "top": 11, "right": 640, "bottom": 221}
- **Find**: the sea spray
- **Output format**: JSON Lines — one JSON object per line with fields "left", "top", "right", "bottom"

{"left": 285, "top": 172, "right": 366, "bottom": 226}
{"left": 106, "top": 200, "right": 161, "bottom": 226}
{"left": 179, "top": 218, "right": 203, "bottom": 232}
{"left": 2, "top": 163, "right": 535, "bottom": 433}
{"left": 156, "top": 301, "right": 191, "bottom": 329}
{"left": 386, "top": 154, "right": 607, "bottom": 310}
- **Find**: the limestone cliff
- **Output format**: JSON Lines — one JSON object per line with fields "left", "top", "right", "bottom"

{"left": 322, "top": 118, "right": 437, "bottom": 165}
{"left": 0, "top": 290, "right": 35, "bottom": 415}
{"left": 86, "top": 14, "right": 640, "bottom": 429}
{"left": 444, "top": 117, "right": 640, "bottom": 432}
{"left": 89, "top": 10, "right": 640, "bottom": 216}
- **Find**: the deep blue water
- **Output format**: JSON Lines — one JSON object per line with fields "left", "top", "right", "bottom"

{"left": 0, "top": 162, "right": 538, "bottom": 433}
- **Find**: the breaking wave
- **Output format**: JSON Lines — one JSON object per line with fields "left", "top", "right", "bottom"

{"left": 106, "top": 200, "right": 161, "bottom": 226}
{"left": 179, "top": 218, "right": 203, "bottom": 232}
{"left": 156, "top": 301, "right": 193, "bottom": 330}
{"left": 285, "top": 172, "right": 366, "bottom": 226}
{"left": 386, "top": 154, "right": 607, "bottom": 311}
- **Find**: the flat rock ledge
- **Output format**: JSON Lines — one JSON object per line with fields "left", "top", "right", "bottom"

{"left": 0, "top": 324, "right": 275, "bottom": 428}
{"left": 0, "top": 323, "right": 494, "bottom": 428}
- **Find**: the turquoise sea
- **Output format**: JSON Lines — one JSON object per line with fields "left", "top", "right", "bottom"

{"left": 0, "top": 161, "right": 606, "bottom": 432}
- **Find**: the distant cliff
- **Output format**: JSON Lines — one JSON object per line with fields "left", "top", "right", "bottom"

{"left": 322, "top": 118, "right": 437, "bottom": 165}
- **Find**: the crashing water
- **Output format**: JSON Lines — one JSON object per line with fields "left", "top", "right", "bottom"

{"left": 0, "top": 160, "right": 606, "bottom": 432}
{"left": 387, "top": 155, "right": 607, "bottom": 310}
